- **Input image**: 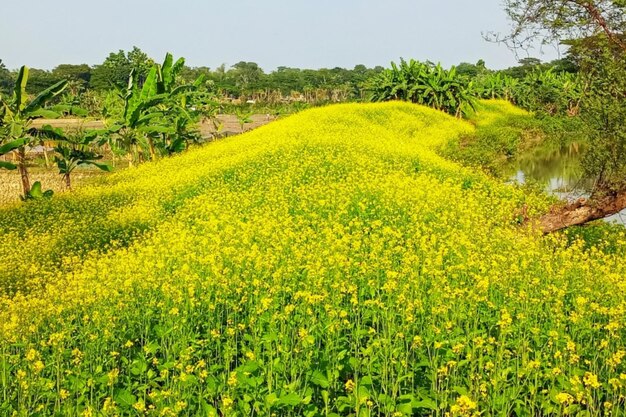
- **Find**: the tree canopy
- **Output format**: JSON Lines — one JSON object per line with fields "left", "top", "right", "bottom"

{"left": 498, "top": 0, "right": 626, "bottom": 52}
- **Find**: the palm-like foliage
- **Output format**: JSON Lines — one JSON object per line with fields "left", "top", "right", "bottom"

{"left": 514, "top": 68, "right": 584, "bottom": 115}
{"left": 474, "top": 73, "right": 519, "bottom": 101}
{"left": 101, "top": 53, "right": 204, "bottom": 165}
{"left": 36, "top": 125, "right": 112, "bottom": 190}
{"left": 0, "top": 66, "right": 67, "bottom": 195}
{"left": 369, "top": 59, "right": 477, "bottom": 117}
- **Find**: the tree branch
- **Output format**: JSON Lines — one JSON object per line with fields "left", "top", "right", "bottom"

{"left": 578, "top": 0, "right": 626, "bottom": 51}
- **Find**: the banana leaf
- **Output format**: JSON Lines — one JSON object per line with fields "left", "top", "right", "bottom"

{"left": 24, "top": 80, "right": 67, "bottom": 114}
{"left": 13, "top": 66, "right": 29, "bottom": 111}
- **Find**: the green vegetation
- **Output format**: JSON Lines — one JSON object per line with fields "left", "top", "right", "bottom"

{"left": 100, "top": 53, "right": 204, "bottom": 165}
{"left": 52, "top": 128, "right": 112, "bottom": 190}
{"left": 0, "top": 66, "right": 68, "bottom": 195}
{"left": 368, "top": 59, "right": 476, "bottom": 117}
{"left": 0, "top": 2, "right": 625, "bottom": 414}
{"left": 442, "top": 101, "right": 587, "bottom": 175}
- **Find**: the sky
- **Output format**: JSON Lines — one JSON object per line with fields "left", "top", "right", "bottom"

{"left": 0, "top": 0, "right": 562, "bottom": 71}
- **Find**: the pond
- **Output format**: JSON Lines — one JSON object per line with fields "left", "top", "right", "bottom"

{"left": 506, "top": 142, "right": 626, "bottom": 226}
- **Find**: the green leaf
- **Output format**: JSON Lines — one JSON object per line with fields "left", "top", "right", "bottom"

{"left": 414, "top": 398, "right": 438, "bottom": 410}
{"left": 265, "top": 393, "right": 278, "bottom": 406}
{"left": 161, "top": 53, "right": 174, "bottom": 92}
{"left": 113, "top": 389, "right": 136, "bottom": 408}
{"left": 122, "top": 69, "right": 136, "bottom": 119}
{"left": 310, "top": 370, "right": 329, "bottom": 388}
{"left": 0, "top": 161, "right": 17, "bottom": 170}
{"left": 171, "top": 57, "right": 185, "bottom": 80}
{"left": 360, "top": 375, "right": 373, "bottom": 387}
{"left": 276, "top": 393, "right": 302, "bottom": 407}
{"left": 24, "top": 80, "right": 68, "bottom": 114}
{"left": 171, "top": 84, "right": 197, "bottom": 96}
{"left": 357, "top": 385, "right": 371, "bottom": 401}
{"left": 130, "top": 359, "right": 148, "bottom": 376}
{"left": 202, "top": 402, "right": 218, "bottom": 417}
{"left": 50, "top": 104, "right": 89, "bottom": 117}
{"left": 28, "top": 109, "right": 62, "bottom": 119}
{"left": 193, "top": 74, "right": 206, "bottom": 87}
{"left": 14, "top": 66, "right": 29, "bottom": 111}
{"left": 38, "top": 124, "right": 67, "bottom": 140}
{"left": 26, "top": 181, "right": 54, "bottom": 200}
{"left": 84, "top": 161, "right": 113, "bottom": 172}
{"left": 396, "top": 402, "right": 413, "bottom": 415}
{"left": 0, "top": 138, "right": 27, "bottom": 155}
{"left": 140, "top": 66, "right": 159, "bottom": 102}
{"left": 29, "top": 181, "right": 44, "bottom": 198}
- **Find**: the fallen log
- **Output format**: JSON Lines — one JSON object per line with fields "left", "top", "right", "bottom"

{"left": 539, "top": 190, "right": 626, "bottom": 233}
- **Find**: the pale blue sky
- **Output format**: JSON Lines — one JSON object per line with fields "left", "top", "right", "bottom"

{"left": 1, "top": 0, "right": 561, "bottom": 71}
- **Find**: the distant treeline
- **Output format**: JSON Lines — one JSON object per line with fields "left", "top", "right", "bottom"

{"left": 0, "top": 46, "right": 578, "bottom": 102}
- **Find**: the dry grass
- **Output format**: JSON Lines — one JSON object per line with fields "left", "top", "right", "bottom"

{"left": 0, "top": 168, "right": 104, "bottom": 206}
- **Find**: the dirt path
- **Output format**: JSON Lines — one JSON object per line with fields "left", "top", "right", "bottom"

{"left": 31, "top": 114, "right": 275, "bottom": 138}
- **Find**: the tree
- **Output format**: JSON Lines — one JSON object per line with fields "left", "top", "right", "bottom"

{"left": 369, "top": 59, "right": 477, "bottom": 117}
{"left": 90, "top": 47, "right": 153, "bottom": 91}
{"left": 47, "top": 127, "right": 112, "bottom": 190}
{"left": 127, "top": 46, "right": 154, "bottom": 83}
{"left": 266, "top": 67, "right": 303, "bottom": 94}
{"left": 456, "top": 61, "right": 490, "bottom": 78}
{"left": 498, "top": 0, "right": 626, "bottom": 231}
{"left": 229, "top": 62, "right": 265, "bottom": 95}
{"left": 0, "top": 59, "right": 12, "bottom": 95}
{"left": 0, "top": 66, "right": 67, "bottom": 196}
{"left": 100, "top": 53, "right": 203, "bottom": 165}
{"left": 495, "top": 0, "right": 626, "bottom": 53}
{"left": 90, "top": 50, "right": 131, "bottom": 91}
{"left": 235, "top": 109, "right": 253, "bottom": 132}
{"left": 51, "top": 64, "right": 91, "bottom": 92}
{"left": 25, "top": 68, "right": 59, "bottom": 94}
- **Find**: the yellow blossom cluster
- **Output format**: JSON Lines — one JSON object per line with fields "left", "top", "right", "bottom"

{"left": 0, "top": 101, "right": 625, "bottom": 416}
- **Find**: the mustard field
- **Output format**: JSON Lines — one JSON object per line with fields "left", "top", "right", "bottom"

{"left": 1, "top": 101, "right": 625, "bottom": 416}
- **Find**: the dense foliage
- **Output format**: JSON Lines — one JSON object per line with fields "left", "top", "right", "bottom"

{"left": 1, "top": 102, "right": 625, "bottom": 416}
{"left": 0, "top": 48, "right": 383, "bottom": 105}
{"left": 100, "top": 53, "right": 205, "bottom": 165}
{"left": 0, "top": 54, "right": 208, "bottom": 199}
{"left": 368, "top": 59, "right": 477, "bottom": 117}
{"left": 574, "top": 36, "right": 626, "bottom": 193}
{"left": 367, "top": 56, "right": 587, "bottom": 118}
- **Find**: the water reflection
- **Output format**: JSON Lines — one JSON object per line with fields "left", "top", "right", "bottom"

{"left": 507, "top": 142, "right": 626, "bottom": 226}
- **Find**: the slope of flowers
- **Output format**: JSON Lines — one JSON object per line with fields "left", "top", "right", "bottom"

{"left": 1, "top": 102, "right": 625, "bottom": 416}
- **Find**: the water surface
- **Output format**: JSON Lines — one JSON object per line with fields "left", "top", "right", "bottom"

{"left": 507, "top": 142, "right": 626, "bottom": 226}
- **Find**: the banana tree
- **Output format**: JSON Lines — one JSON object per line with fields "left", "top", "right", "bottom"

{"left": 236, "top": 109, "right": 253, "bottom": 132}
{"left": 0, "top": 66, "right": 67, "bottom": 196}
{"left": 55, "top": 139, "right": 112, "bottom": 191}
{"left": 143, "top": 53, "right": 205, "bottom": 155}
{"left": 101, "top": 53, "right": 203, "bottom": 164}
{"left": 370, "top": 59, "right": 478, "bottom": 117}
{"left": 35, "top": 124, "right": 112, "bottom": 190}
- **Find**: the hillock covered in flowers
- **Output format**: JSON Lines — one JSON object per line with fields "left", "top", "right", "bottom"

{"left": 1, "top": 102, "right": 625, "bottom": 416}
